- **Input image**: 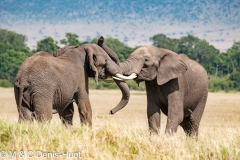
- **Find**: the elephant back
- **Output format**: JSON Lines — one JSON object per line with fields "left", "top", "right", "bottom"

{"left": 53, "top": 46, "right": 78, "bottom": 57}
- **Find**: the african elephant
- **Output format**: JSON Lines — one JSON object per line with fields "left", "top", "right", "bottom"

{"left": 14, "top": 44, "right": 130, "bottom": 125}
{"left": 98, "top": 37, "right": 208, "bottom": 137}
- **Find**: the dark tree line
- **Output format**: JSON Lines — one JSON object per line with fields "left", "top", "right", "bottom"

{"left": 0, "top": 29, "right": 239, "bottom": 91}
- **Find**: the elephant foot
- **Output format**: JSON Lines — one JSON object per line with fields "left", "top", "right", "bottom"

{"left": 80, "top": 119, "right": 92, "bottom": 126}
{"left": 165, "top": 128, "right": 178, "bottom": 136}
{"left": 149, "top": 126, "right": 159, "bottom": 135}
{"left": 63, "top": 122, "right": 73, "bottom": 129}
{"left": 149, "top": 130, "right": 159, "bottom": 136}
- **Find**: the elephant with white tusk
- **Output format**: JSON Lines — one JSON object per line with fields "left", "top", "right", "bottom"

{"left": 14, "top": 43, "right": 130, "bottom": 125}
{"left": 98, "top": 36, "right": 208, "bottom": 138}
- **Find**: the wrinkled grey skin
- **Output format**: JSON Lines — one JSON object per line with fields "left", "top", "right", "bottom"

{"left": 14, "top": 44, "right": 129, "bottom": 125}
{"left": 98, "top": 37, "right": 208, "bottom": 137}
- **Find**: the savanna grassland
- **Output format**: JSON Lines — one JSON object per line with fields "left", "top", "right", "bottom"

{"left": 0, "top": 87, "right": 240, "bottom": 160}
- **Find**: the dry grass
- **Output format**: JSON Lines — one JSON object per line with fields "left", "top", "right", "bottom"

{"left": 0, "top": 87, "right": 240, "bottom": 159}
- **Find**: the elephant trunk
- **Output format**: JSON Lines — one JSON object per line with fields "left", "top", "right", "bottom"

{"left": 98, "top": 36, "right": 130, "bottom": 114}
{"left": 109, "top": 57, "right": 142, "bottom": 114}
{"left": 120, "top": 55, "right": 142, "bottom": 76}
{"left": 109, "top": 79, "right": 130, "bottom": 114}
{"left": 105, "top": 57, "right": 130, "bottom": 114}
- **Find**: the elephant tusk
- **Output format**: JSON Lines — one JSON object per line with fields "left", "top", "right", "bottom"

{"left": 102, "top": 79, "right": 115, "bottom": 83}
{"left": 112, "top": 76, "right": 125, "bottom": 81}
{"left": 113, "top": 73, "right": 137, "bottom": 80}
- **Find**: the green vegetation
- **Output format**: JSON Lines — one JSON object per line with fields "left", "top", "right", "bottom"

{"left": 0, "top": 29, "right": 30, "bottom": 86}
{"left": 35, "top": 37, "right": 59, "bottom": 54}
{"left": 0, "top": 28, "right": 240, "bottom": 91}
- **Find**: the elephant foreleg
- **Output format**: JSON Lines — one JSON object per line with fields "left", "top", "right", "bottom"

{"left": 146, "top": 82, "right": 161, "bottom": 134}
{"left": 59, "top": 103, "right": 74, "bottom": 126}
{"left": 165, "top": 91, "right": 184, "bottom": 135}
{"left": 147, "top": 106, "right": 161, "bottom": 134}
{"left": 75, "top": 91, "right": 92, "bottom": 126}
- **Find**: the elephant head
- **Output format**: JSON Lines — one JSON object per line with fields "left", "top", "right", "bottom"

{"left": 52, "top": 44, "right": 131, "bottom": 114}
{"left": 119, "top": 46, "right": 188, "bottom": 85}
{"left": 97, "top": 37, "right": 188, "bottom": 86}
{"left": 85, "top": 46, "right": 133, "bottom": 114}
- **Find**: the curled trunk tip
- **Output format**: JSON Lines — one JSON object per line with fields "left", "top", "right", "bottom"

{"left": 109, "top": 80, "right": 130, "bottom": 114}
{"left": 109, "top": 110, "right": 115, "bottom": 114}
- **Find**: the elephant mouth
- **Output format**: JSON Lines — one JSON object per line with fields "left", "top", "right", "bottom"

{"left": 137, "top": 67, "right": 157, "bottom": 81}
{"left": 99, "top": 68, "right": 108, "bottom": 79}
{"left": 137, "top": 69, "right": 147, "bottom": 80}
{"left": 99, "top": 74, "right": 108, "bottom": 79}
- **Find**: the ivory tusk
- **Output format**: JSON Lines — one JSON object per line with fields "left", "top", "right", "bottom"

{"left": 112, "top": 76, "right": 125, "bottom": 81}
{"left": 113, "top": 73, "right": 137, "bottom": 80}
{"left": 128, "top": 73, "right": 137, "bottom": 79}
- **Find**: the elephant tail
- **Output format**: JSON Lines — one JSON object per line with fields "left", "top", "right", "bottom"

{"left": 14, "top": 80, "right": 24, "bottom": 118}
{"left": 14, "top": 79, "right": 32, "bottom": 121}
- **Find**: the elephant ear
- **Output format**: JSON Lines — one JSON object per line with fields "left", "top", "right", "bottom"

{"left": 85, "top": 47, "right": 99, "bottom": 85}
{"left": 157, "top": 54, "right": 187, "bottom": 85}
{"left": 98, "top": 36, "right": 120, "bottom": 65}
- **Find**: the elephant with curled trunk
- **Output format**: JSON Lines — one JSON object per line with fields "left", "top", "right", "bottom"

{"left": 98, "top": 37, "right": 208, "bottom": 137}
{"left": 14, "top": 44, "right": 130, "bottom": 125}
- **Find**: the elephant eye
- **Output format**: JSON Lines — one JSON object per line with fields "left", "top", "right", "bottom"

{"left": 143, "top": 64, "right": 148, "bottom": 68}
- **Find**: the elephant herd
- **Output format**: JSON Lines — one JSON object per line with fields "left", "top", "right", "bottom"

{"left": 14, "top": 36, "right": 208, "bottom": 138}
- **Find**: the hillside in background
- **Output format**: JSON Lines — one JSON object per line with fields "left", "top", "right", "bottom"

{"left": 0, "top": 0, "right": 239, "bottom": 51}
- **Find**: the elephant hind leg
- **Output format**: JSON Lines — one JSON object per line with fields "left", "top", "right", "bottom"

{"left": 59, "top": 103, "right": 74, "bottom": 126}
{"left": 18, "top": 105, "right": 34, "bottom": 122}
{"left": 33, "top": 96, "right": 53, "bottom": 122}
{"left": 180, "top": 116, "right": 198, "bottom": 137}
{"left": 181, "top": 94, "right": 207, "bottom": 138}
{"left": 34, "top": 108, "right": 53, "bottom": 122}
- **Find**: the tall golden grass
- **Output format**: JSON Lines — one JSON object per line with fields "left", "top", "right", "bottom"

{"left": 0, "top": 87, "right": 239, "bottom": 159}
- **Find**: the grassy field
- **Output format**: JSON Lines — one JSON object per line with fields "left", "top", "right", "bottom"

{"left": 0, "top": 87, "right": 239, "bottom": 159}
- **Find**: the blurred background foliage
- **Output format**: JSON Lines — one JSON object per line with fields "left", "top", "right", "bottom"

{"left": 0, "top": 28, "right": 240, "bottom": 92}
